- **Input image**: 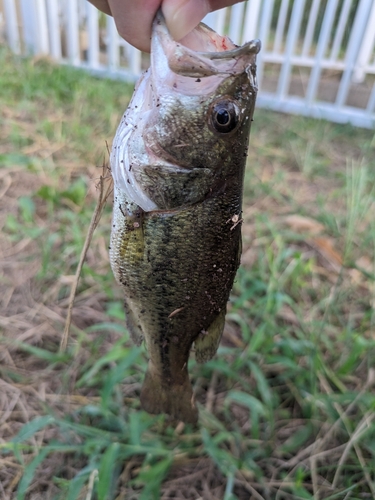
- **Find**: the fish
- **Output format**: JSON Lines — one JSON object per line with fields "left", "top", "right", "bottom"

{"left": 109, "top": 12, "right": 260, "bottom": 424}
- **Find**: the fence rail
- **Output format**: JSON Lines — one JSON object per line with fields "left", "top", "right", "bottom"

{"left": 1, "top": 0, "right": 375, "bottom": 129}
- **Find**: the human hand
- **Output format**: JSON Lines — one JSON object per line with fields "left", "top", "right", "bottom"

{"left": 88, "top": 0, "right": 244, "bottom": 52}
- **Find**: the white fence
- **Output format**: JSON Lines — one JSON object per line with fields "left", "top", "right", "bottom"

{"left": 1, "top": 0, "right": 375, "bottom": 129}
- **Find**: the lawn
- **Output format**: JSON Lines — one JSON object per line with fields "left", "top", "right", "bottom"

{"left": 0, "top": 47, "right": 375, "bottom": 500}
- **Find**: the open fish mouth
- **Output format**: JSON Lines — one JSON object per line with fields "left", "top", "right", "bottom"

{"left": 152, "top": 11, "right": 261, "bottom": 91}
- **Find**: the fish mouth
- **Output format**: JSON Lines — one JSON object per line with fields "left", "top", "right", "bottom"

{"left": 152, "top": 11, "right": 261, "bottom": 80}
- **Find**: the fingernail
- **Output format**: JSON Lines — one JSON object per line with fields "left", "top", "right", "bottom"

{"left": 162, "top": 0, "right": 210, "bottom": 41}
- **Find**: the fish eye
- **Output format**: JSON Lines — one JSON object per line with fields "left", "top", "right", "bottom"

{"left": 210, "top": 99, "right": 240, "bottom": 134}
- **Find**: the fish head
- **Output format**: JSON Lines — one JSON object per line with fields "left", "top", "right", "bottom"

{"left": 111, "top": 12, "right": 260, "bottom": 211}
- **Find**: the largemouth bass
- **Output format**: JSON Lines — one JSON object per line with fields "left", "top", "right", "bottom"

{"left": 110, "top": 12, "right": 260, "bottom": 424}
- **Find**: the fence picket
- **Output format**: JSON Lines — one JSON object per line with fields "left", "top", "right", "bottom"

{"left": 66, "top": 0, "right": 80, "bottom": 65}
{"left": 336, "top": 0, "right": 374, "bottom": 107}
{"left": 301, "top": 0, "right": 321, "bottom": 57}
{"left": 367, "top": 84, "right": 375, "bottom": 114}
{"left": 276, "top": 0, "right": 306, "bottom": 100}
{"left": 46, "top": 0, "right": 61, "bottom": 59}
{"left": 211, "top": 7, "right": 226, "bottom": 36}
{"left": 20, "top": 0, "right": 36, "bottom": 53}
{"left": 306, "top": 0, "right": 339, "bottom": 104}
{"left": 3, "top": 0, "right": 20, "bottom": 54}
{"left": 329, "top": 0, "right": 352, "bottom": 62}
{"left": 228, "top": 2, "right": 245, "bottom": 45}
{"left": 107, "top": 15, "right": 119, "bottom": 71}
{"left": 128, "top": 41, "right": 141, "bottom": 75}
{"left": 87, "top": 2, "right": 99, "bottom": 69}
{"left": 256, "top": 0, "right": 275, "bottom": 91}
{"left": 273, "top": 0, "right": 289, "bottom": 54}
{"left": 352, "top": 0, "right": 375, "bottom": 83}
{"left": 242, "top": 0, "right": 261, "bottom": 43}
{"left": 35, "top": 0, "right": 49, "bottom": 54}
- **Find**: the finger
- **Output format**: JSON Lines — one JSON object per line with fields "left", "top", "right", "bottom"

{"left": 87, "top": 0, "right": 112, "bottom": 16}
{"left": 208, "top": 0, "right": 243, "bottom": 10}
{"left": 107, "top": 0, "right": 161, "bottom": 52}
{"left": 92, "top": 0, "right": 245, "bottom": 51}
{"left": 162, "top": 0, "right": 243, "bottom": 41}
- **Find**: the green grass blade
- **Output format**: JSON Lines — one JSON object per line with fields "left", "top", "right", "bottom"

{"left": 13, "top": 416, "right": 55, "bottom": 444}
{"left": 138, "top": 457, "right": 173, "bottom": 500}
{"left": 97, "top": 443, "right": 120, "bottom": 500}
{"left": 17, "top": 447, "right": 50, "bottom": 500}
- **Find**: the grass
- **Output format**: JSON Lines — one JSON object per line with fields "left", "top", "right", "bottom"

{"left": 0, "top": 46, "right": 375, "bottom": 499}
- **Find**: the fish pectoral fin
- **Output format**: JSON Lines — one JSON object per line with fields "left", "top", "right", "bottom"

{"left": 140, "top": 166, "right": 213, "bottom": 210}
{"left": 124, "top": 300, "right": 144, "bottom": 346}
{"left": 194, "top": 309, "right": 226, "bottom": 363}
{"left": 140, "top": 362, "right": 198, "bottom": 424}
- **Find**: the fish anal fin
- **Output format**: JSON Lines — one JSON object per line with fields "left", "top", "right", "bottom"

{"left": 140, "top": 363, "right": 198, "bottom": 424}
{"left": 124, "top": 300, "right": 144, "bottom": 346}
{"left": 194, "top": 309, "right": 226, "bottom": 363}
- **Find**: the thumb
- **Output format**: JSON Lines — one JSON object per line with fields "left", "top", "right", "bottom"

{"left": 162, "top": 0, "right": 210, "bottom": 41}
